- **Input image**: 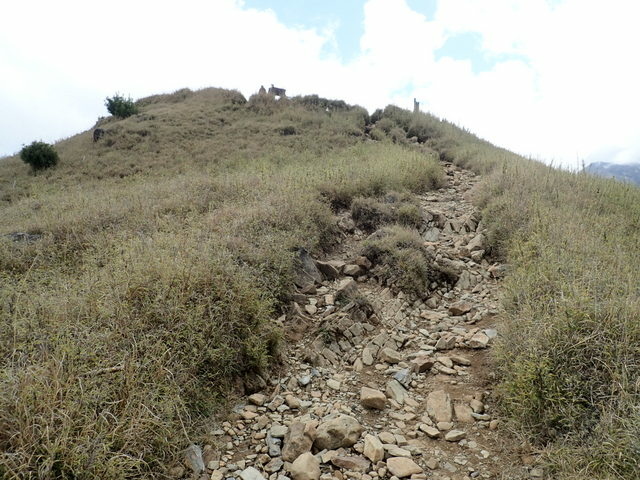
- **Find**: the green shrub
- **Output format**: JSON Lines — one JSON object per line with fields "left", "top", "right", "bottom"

{"left": 20, "top": 141, "right": 59, "bottom": 171}
{"left": 105, "top": 93, "right": 138, "bottom": 118}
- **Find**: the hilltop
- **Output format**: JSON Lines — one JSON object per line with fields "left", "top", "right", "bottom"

{"left": 1, "top": 87, "right": 639, "bottom": 479}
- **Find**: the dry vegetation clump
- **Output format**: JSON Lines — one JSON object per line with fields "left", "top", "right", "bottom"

{"left": 0, "top": 88, "right": 443, "bottom": 477}
{"left": 351, "top": 192, "right": 423, "bottom": 232}
{"left": 372, "top": 105, "right": 640, "bottom": 479}
{"left": 361, "top": 225, "right": 439, "bottom": 298}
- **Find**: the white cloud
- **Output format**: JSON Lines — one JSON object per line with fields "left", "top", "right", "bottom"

{"left": 425, "top": 0, "right": 640, "bottom": 165}
{"left": 1, "top": 0, "right": 639, "bottom": 167}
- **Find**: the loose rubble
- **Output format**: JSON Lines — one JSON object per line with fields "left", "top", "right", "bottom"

{"left": 180, "top": 163, "right": 540, "bottom": 480}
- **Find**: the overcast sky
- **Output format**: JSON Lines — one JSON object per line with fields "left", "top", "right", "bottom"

{"left": 2, "top": 0, "right": 639, "bottom": 167}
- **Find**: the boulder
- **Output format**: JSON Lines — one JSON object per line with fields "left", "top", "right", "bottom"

{"left": 343, "top": 264, "right": 363, "bottom": 277}
{"left": 314, "top": 415, "right": 363, "bottom": 450}
{"left": 386, "top": 457, "right": 423, "bottom": 478}
{"left": 363, "top": 434, "right": 384, "bottom": 463}
{"left": 294, "top": 248, "right": 323, "bottom": 289}
{"left": 282, "top": 421, "right": 315, "bottom": 462}
{"left": 385, "top": 379, "right": 407, "bottom": 404}
{"left": 379, "top": 348, "right": 403, "bottom": 364}
{"left": 315, "top": 260, "right": 340, "bottom": 280}
{"left": 448, "top": 300, "right": 473, "bottom": 316}
{"left": 335, "top": 278, "right": 358, "bottom": 302}
{"left": 360, "top": 387, "right": 387, "bottom": 410}
{"left": 468, "top": 332, "right": 490, "bottom": 349}
{"left": 426, "top": 390, "right": 452, "bottom": 423}
{"left": 183, "top": 444, "right": 204, "bottom": 474}
{"left": 290, "top": 452, "right": 320, "bottom": 480}
{"left": 466, "top": 233, "right": 486, "bottom": 252}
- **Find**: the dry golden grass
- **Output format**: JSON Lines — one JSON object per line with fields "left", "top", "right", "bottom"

{"left": 373, "top": 107, "right": 640, "bottom": 479}
{"left": 0, "top": 88, "right": 443, "bottom": 478}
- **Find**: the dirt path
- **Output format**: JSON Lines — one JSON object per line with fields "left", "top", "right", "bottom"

{"left": 185, "top": 162, "right": 537, "bottom": 480}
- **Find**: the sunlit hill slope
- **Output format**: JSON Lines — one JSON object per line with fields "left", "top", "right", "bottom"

{"left": 1, "top": 87, "right": 638, "bottom": 478}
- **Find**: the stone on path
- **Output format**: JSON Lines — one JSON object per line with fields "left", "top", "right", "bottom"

{"left": 362, "top": 347, "right": 374, "bottom": 366}
{"left": 426, "top": 390, "right": 453, "bottom": 423}
{"left": 314, "top": 415, "right": 363, "bottom": 450}
{"left": 330, "top": 455, "right": 370, "bottom": 472}
{"left": 336, "top": 278, "right": 358, "bottom": 301}
{"left": 419, "top": 424, "right": 441, "bottom": 438}
{"left": 282, "top": 421, "right": 315, "bottom": 462}
{"left": 360, "top": 386, "right": 387, "bottom": 410}
{"left": 471, "top": 399, "right": 485, "bottom": 413}
{"left": 269, "top": 424, "right": 288, "bottom": 438}
{"left": 386, "top": 457, "right": 423, "bottom": 477}
{"left": 183, "top": 444, "right": 204, "bottom": 474}
{"left": 239, "top": 466, "right": 266, "bottom": 480}
{"left": 290, "top": 452, "right": 320, "bottom": 480}
{"left": 435, "top": 335, "right": 456, "bottom": 351}
{"left": 385, "top": 445, "right": 411, "bottom": 457}
{"left": 326, "top": 379, "right": 341, "bottom": 391}
{"left": 410, "top": 355, "right": 435, "bottom": 373}
{"left": 364, "top": 434, "right": 385, "bottom": 463}
{"left": 343, "top": 264, "right": 362, "bottom": 277}
{"left": 380, "top": 347, "right": 403, "bottom": 364}
{"left": 386, "top": 379, "right": 408, "bottom": 404}
{"left": 264, "top": 457, "right": 283, "bottom": 473}
{"left": 392, "top": 368, "right": 412, "bottom": 388}
{"left": 454, "top": 403, "right": 474, "bottom": 423}
{"left": 315, "top": 260, "right": 340, "bottom": 279}
{"left": 449, "top": 300, "right": 473, "bottom": 316}
{"left": 468, "top": 332, "right": 490, "bottom": 348}
{"left": 450, "top": 354, "right": 471, "bottom": 366}
{"left": 248, "top": 393, "right": 267, "bottom": 406}
{"left": 467, "top": 233, "right": 486, "bottom": 251}
{"left": 445, "top": 429, "right": 466, "bottom": 442}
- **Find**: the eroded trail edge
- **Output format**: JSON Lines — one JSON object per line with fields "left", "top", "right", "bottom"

{"left": 192, "top": 162, "right": 530, "bottom": 480}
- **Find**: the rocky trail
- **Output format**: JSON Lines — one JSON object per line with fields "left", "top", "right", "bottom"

{"left": 179, "top": 162, "right": 541, "bottom": 480}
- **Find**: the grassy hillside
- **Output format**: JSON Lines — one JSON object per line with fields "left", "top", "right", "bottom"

{"left": 0, "top": 88, "right": 444, "bottom": 477}
{"left": 374, "top": 106, "right": 640, "bottom": 478}
{"left": 2, "top": 88, "right": 639, "bottom": 479}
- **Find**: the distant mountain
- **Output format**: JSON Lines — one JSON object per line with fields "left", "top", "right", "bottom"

{"left": 585, "top": 161, "right": 640, "bottom": 185}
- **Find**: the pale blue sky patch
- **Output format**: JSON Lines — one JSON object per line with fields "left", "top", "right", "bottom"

{"left": 243, "top": 0, "right": 365, "bottom": 61}
{"left": 435, "top": 32, "right": 530, "bottom": 74}
{"left": 406, "top": 0, "right": 438, "bottom": 20}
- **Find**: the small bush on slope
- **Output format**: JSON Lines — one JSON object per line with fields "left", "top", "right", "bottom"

{"left": 105, "top": 93, "right": 139, "bottom": 118}
{"left": 20, "top": 141, "right": 59, "bottom": 171}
